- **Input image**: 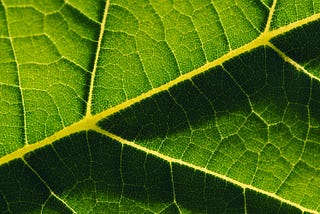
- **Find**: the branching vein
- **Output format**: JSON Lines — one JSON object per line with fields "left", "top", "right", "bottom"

{"left": 1, "top": 7, "right": 320, "bottom": 214}
{"left": 92, "top": 126, "right": 320, "bottom": 214}
{"left": 1, "top": 11, "right": 320, "bottom": 166}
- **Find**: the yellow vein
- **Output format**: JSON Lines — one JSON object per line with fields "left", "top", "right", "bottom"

{"left": 1, "top": 11, "right": 320, "bottom": 166}
{"left": 89, "top": 34, "right": 267, "bottom": 122}
{"left": 90, "top": 12, "right": 320, "bottom": 122}
{"left": 268, "top": 42, "right": 320, "bottom": 82}
{"left": 93, "top": 126, "right": 320, "bottom": 214}
{"left": 22, "top": 158, "right": 77, "bottom": 214}
{"left": 268, "top": 12, "right": 320, "bottom": 39}
{"left": 264, "top": 0, "right": 277, "bottom": 33}
{"left": 86, "top": 0, "right": 111, "bottom": 116}
{"left": 0, "top": 117, "right": 94, "bottom": 165}
{"left": 169, "top": 162, "right": 181, "bottom": 213}
{"left": 3, "top": 4, "right": 28, "bottom": 145}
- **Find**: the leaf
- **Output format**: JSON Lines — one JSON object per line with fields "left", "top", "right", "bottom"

{"left": 0, "top": 0, "right": 320, "bottom": 213}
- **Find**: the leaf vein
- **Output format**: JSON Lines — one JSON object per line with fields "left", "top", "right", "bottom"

{"left": 3, "top": 2, "right": 28, "bottom": 145}
{"left": 86, "top": 0, "right": 111, "bottom": 116}
{"left": 93, "top": 126, "right": 320, "bottom": 214}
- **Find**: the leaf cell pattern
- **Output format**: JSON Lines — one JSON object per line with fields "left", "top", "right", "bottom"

{"left": 0, "top": 0, "right": 320, "bottom": 213}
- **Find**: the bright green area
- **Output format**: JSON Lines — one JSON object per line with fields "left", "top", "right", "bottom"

{"left": 1, "top": 0, "right": 99, "bottom": 146}
{"left": 92, "top": 0, "right": 268, "bottom": 112}
{"left": 271, "top": 0, "right": 320, "bottom": 29}
{"left": 0, "top": 2, "right": 24, "bottom": 154}
{"left": 1, "top": 0, "right": 320, "bottom": 213}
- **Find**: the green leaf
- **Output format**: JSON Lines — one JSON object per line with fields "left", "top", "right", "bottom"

{"left": 1, "top": 0, "right": 320, "bottom": 213}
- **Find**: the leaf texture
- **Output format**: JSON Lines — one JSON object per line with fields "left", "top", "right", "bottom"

{"left": 0, "top": 0, "right": 320, "bottom": 213}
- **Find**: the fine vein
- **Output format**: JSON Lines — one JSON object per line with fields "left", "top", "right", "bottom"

{"left": 22, "top": 158, "right": 77, "bottom": 213}
{"left": 3, "top": 3, "right": 28, "bottom": 145}
{"left": 0, "top": 10, "right": 320, "bottom": 213}
{"left": 93, "top": 126, "right": 320, "bottom": 214}
{"left": 1, "top": 12, "right": 320, "bottom": 166}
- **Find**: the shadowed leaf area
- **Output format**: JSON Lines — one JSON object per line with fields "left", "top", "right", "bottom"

{"left": 0, "top": 131, "right": 303, "bottom": 213}
{"left": 1, "top": 0, "right": 320, "bottom": 213}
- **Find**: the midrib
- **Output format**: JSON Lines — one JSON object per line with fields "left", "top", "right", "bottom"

{"left": 1, "top": 11, "right": 320, "bottom": 213}
{"left": 1, "top": 11, "right": 320, "bottom": 166}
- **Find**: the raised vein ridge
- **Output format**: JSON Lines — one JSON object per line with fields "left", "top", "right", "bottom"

{"left": 86, "top": 0, "right": 111, "bottom": 116}
{"left": 1, "top": 11, "right": 320, "bottom": 166}
{"left": 264, "top": 0, "right": 277, "bottom": 33}
{"left": 3, "top": 2, "right": 28, "bottom": 145}
{"left": 0, "top": 9, "right": 320, "bottom": 212}
{"left": 93, "top": 126, "right": 320, "bottom": 214}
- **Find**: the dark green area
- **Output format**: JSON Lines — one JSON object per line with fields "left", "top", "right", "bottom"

{"left": 0, "top": 131, "right": 304, "bottom": 213}
{"left": 100, "top": 47, "right": 320, "bottom": 210}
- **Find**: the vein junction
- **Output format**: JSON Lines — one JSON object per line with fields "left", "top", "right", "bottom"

{"left": 1, "top": 8, "right": 320, "bottom": 169}
{"left": 92, "top": 126, "right": 319, "bottom": 214}
{"left": 1, "top": 8, "right": 320, "bottom": 214}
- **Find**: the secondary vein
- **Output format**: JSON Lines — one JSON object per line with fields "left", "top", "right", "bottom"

{"left": 86, "top": 0, "right": 111, "bottom": 117}
{"left": 1, "top": 10, "right": 320, "bottom": 167}
{"left": 264, "top": 0, "right": 278, "bottom": 33}
{"left": 93, "top": 126, "right": 320, "bottom": 214}
{"left": 3, "top": 3, "right": 28, "bottom": 145}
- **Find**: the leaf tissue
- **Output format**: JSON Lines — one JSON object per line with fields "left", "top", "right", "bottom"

{"left": 0, "top": 0, "right": 320, "bottom": 213}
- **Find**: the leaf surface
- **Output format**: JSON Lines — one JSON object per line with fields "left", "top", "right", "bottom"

{"left": 0, "top": 0, "right": 320, "bottom": 213}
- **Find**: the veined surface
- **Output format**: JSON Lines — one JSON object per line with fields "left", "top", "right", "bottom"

{"left": 1, "top": 0, "right": 320, "bottom": 213}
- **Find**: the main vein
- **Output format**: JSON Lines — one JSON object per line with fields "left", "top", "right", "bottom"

{"left": 86, "top": 0, "right": 111, "bottom": 117}
{"left": 89, "top": 11, "right": 320, "bottom": 123}
{"left": 1, "top": 11, "right": 320, "bottom": 167}
{"left": 0, "top": 11, "right": 320, "bottom": 213}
